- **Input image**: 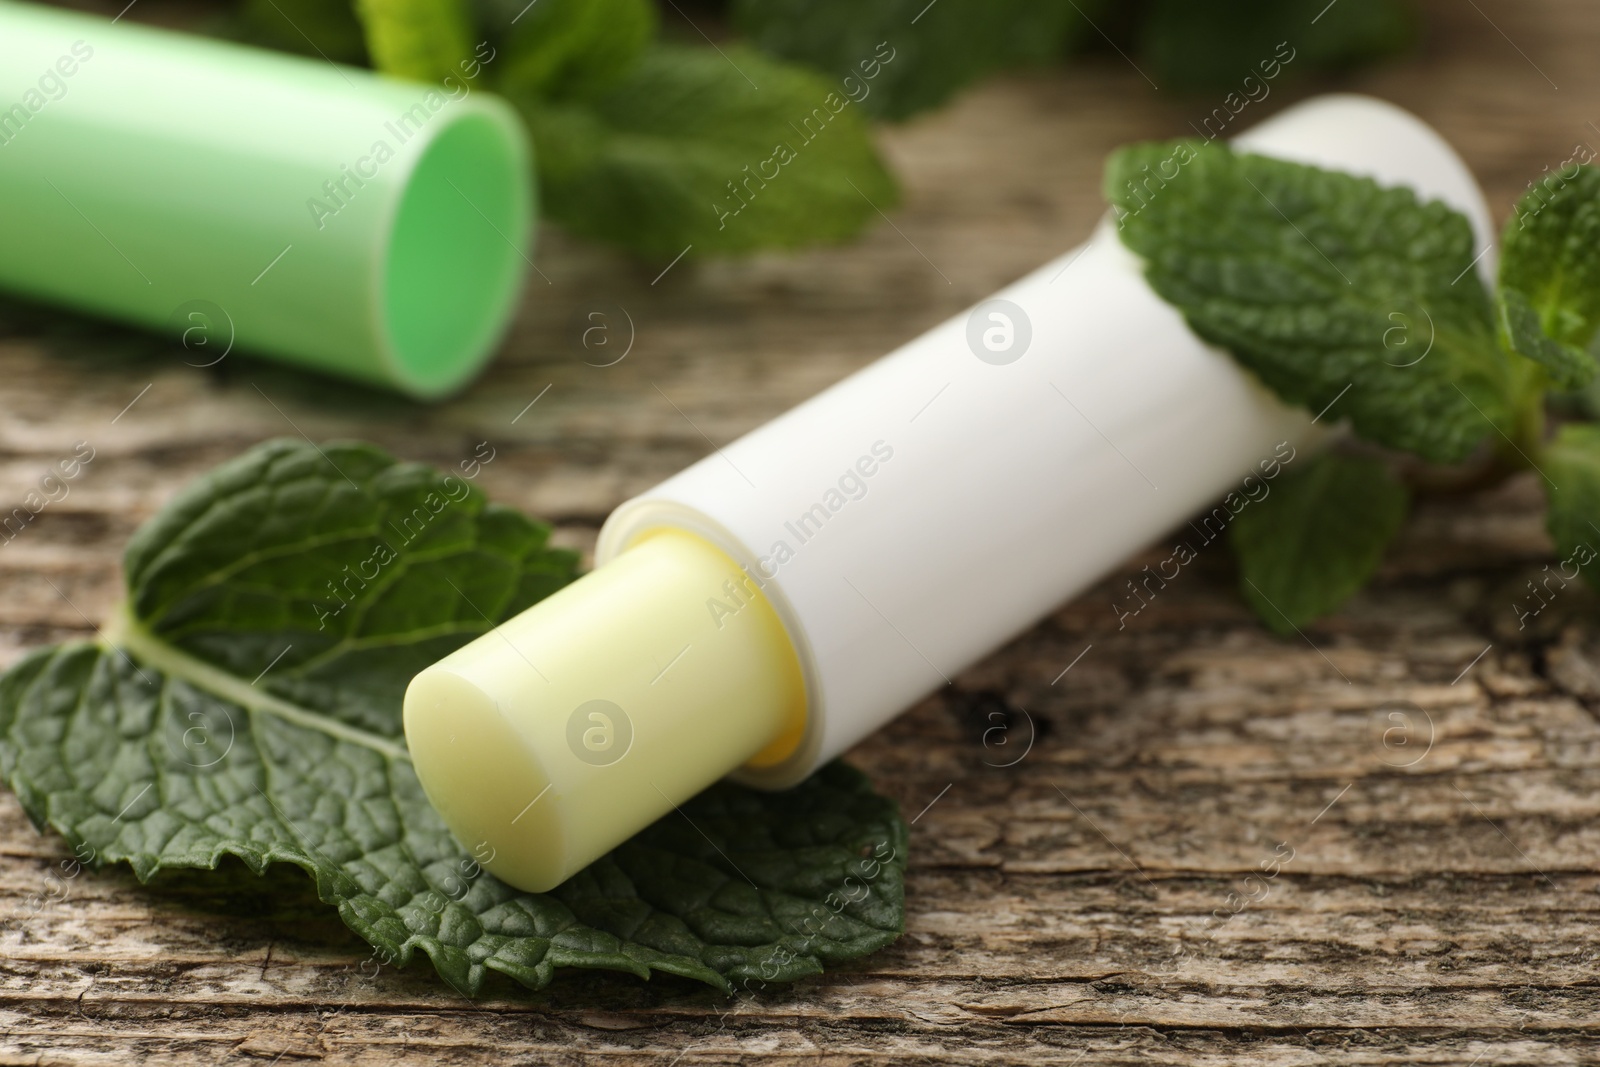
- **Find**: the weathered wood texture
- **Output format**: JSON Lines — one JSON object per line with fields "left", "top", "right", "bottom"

{"left": 4, "top": 0, "right": 1600, "bottom": 1062}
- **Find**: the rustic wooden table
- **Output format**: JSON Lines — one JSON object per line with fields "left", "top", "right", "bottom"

{"left": 5, "top": 0, "right": 1600, "bottom": 1062}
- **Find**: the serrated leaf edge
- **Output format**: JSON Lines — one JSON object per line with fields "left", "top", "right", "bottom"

{"left": 82, "top": 607, "right": 886, "bottom": 996}
{"left": 8, "top": 637, "right": 741, "bottom": 997}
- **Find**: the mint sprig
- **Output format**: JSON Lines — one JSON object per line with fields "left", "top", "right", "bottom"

{"left": 220, "top": 0, "right": 1422, "bottom": 258}
{"left": 0, "top": 440, "right": 907, "bottom": 995}
{"left": 1109, "top": 145, "right": 1600, "bottom": 632}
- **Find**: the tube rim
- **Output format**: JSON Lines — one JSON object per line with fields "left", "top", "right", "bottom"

{"left": 370, "top": 92, "right": 534, "bottom": 399}
{"left": 596, "top": 500, "right": 827, "bottom": 789}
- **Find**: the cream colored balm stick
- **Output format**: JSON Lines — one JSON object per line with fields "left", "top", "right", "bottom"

{"left": 404, "top": 95, "right": 1495, "bottom": 892}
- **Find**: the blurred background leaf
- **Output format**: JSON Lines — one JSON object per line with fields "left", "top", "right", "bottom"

{"left": 511, "top": 43, "right": 899, "bottom": 258}
{"left": 1138, "top": 0, "right": 1415, "bottom": 92}
{"left": 729, "top": 0, "right": 1102, "bottom": 121}
{"left": 354, "top": 0, "right": 476, "bottom": 82}
{"left": 228, "top": 0, "right": 369, "bottom": 64}
{"left": 1230, "top": 452, "right": 1411, "bottom": 634}
{"left": 209, "top": 0, "right": 1421, "bottom": 258}
{"left": 480, "top": 0, "right": 658, "bottom": 100}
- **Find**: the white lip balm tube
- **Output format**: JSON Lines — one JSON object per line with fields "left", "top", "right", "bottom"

{"left": 404, "top": 94, "right": 1493, "bottom": 892}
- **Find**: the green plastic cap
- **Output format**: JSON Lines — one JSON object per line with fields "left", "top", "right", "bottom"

{"left": 0, "top": 1, "right": 534, "bottom": 397}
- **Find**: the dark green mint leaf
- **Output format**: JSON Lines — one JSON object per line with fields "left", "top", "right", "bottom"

{"left": 730, "top": 0, "right": 1097, "bottom": 121}
{"left": 0, "top": 439, "right": 907, "bottom": 994}
{"left": 354, "top": 0, "right": 475, "bottom": 82}
{"left": 511, "top": 43, "right": 898, "bottom": 258}
{"left": 1108, "top": 141, "right": 1515, "bottom": 464}
{"left": 1139, "top": 0, "right": 1413, "bottom": 92}
{"left": 1229, "top": 451, "right": 1409, "bottom": 634}
{"left": 1542, "top": 423, "right": 1600, "bottom": 593}
{"left": 1499, "top": 161, "right": 1600, "bottom": 356}
{"left": 1498, "top": 287, "right": 1598, "bottom": 392}
{"left": 491, "top": 0, "right": 656, "bottom": 100}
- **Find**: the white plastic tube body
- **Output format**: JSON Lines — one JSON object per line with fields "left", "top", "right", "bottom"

{"left": 597, "top": 95, "right": 1494, "bottom": 788}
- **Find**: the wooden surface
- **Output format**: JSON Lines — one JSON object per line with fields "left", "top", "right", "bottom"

{"left": 5, "top": 0, "right": 1600, "bottom": 1062}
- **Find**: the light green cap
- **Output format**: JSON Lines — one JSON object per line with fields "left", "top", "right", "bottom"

{"left": 0, "top": 0, "right": 533, "bottom": 398}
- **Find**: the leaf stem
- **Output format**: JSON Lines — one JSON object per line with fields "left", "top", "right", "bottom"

{"left": 1502, "top": 370, "right": 1550, "bottom": 470}
{"left": 100, "top": 603, "right": 412, "bottom": 763}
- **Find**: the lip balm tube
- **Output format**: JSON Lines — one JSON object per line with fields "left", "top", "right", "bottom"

{"left": 404, "top": 94, "right": 1494, "bottom": 892}
{"left": 0, "top": 0, "right": 532, "bottom": 398}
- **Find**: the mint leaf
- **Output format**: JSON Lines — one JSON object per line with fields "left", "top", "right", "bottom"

{"left": 511, "top": 43, "right": 898, "bottom": 258}
{"left": 0, "top": 440, "right": 907, "bottom": 994}
{"left": 1498, "top": 287, "right": 1598, "bottom": 392}
{"left": 489, "top": 0, "right": 656, "bottom": 100}
{"left": 1108, "top": 142, "right": 1515, "bottom": 464}
{"left": 354, "top": 0, "right": 475, "bottom": 81}
{"left": 1542, "top": 423, "right": 1600, "bottom": 592}
{"left": 1229, "top": 452, "right": 1409, "bottom": 634}
{"left": 730, "top": 0, "right": 1096, "bottom": 121}
{"left": 119, "top": 440, "right": 573, "bottom": 736}
{"left": 1499, "top": 162, "right": 1600, "bottom": 356}
{"left": 1139, "top": 0, "right": 1413, "bottom": 92}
